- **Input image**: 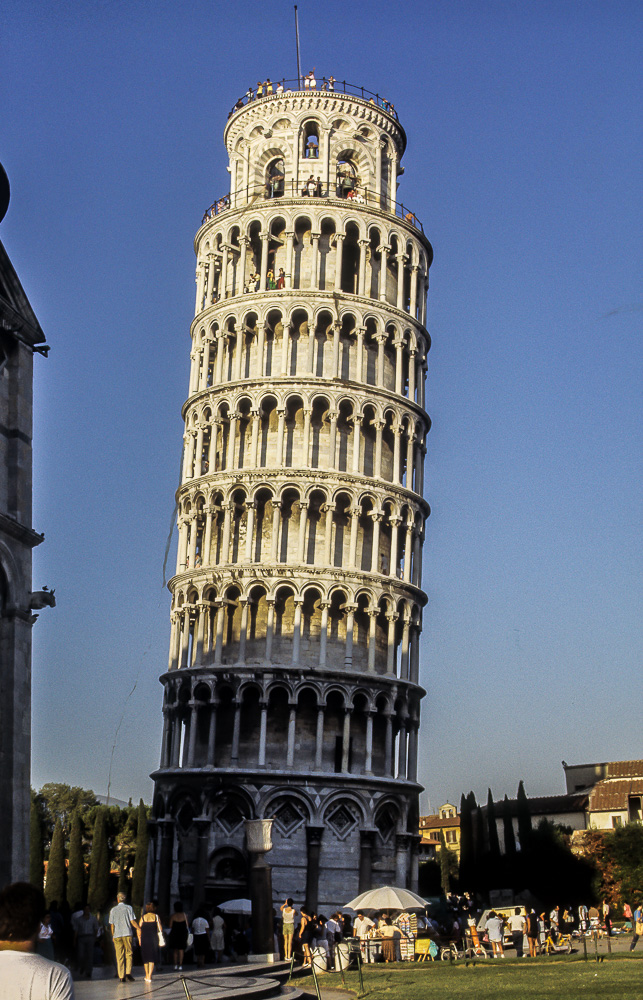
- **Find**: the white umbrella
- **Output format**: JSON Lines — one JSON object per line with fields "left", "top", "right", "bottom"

{"left": 218, "top": 898, "right": 252, "bottom": 914}
{"left": 345, "top": 886, "right": 428, "bottom": 912}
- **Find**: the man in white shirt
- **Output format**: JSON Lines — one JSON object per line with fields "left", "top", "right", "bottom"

{"left": 354, "top": 911, "right": 375, "bottom": 938}
{"left": 0, "top": 882, "right": 73, "bottom": 999}
{"left": 109, "top": 892, "right": 139, "bottom": 982}
{"left": 508, "top": 907, "right": 526, "bottom": 957}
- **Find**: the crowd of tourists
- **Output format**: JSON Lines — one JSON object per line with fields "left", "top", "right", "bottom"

{"left": 1, "top": 880, "right": 641, "bottom": 999}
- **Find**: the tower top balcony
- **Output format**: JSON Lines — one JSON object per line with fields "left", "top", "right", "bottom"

{"left": 224, "top": 77, "right": 406, "bottom": 155}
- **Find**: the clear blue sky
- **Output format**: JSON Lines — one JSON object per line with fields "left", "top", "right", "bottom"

{"left": 3, "top": 0, "right": 641, "bottom": 810}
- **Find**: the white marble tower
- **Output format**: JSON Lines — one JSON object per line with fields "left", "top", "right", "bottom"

{"left": 150, "top": 79, "right": 433, "bottom": 916}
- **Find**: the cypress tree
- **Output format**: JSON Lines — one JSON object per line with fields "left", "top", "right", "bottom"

{"left": 503, "top": 794, "right": 517, "bottom": 855}
{"left": 88, "top": 808, "right": 110, "bottom": 912}
{"left": 131, "top": 800, "right": 148, "bottom": 912}
{"left": 459, "top": 792, "right": 474, "bottom": 887}
{"left": 66, "top": 810, "right": 84, "bottom": 907}
{"left": 438, "top": 830, "right": 452, "bottom": 894}
{"left": 45, "top": 819, "right": 66, "bottom": 906}
{"left": 29, "top": 796, "right": 45, "bottom": 889}
{"left": 516, "top": 780, "right": 532, "bottom": 851}
{"left": 487, "top": 788, "right": 501, "bottom": 859}
{"left": 474, "top": 798, "right": 485, "bottom": 861}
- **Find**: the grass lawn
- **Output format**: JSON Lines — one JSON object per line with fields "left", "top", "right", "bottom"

{"left": 330, "top": 955, "right": 643, "bottom": 999}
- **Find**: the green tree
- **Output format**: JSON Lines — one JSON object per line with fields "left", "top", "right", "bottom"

{"left": 459, "top": 792, "right": 474, "bottom": 888}
{"left": 583, "top": 824, "right": 643, "bottom": 908}
{"left": 438, "top": 830, "right": 458, "bottom": 894}
{"left": 88, "top": 808, "right": 110, "bottom": 912}
{"left": 39, "top": 782, "right": 98, "bottom": 836}
{"left": 29, "top": 792, "right": 45, "bottom": 889}
{"left": 516, "top": 780, "right": 532, "bottom": 852}
{"left": 487, "top": 788, "right": 501, "bottom": 859}
{"left": 131, "top": 800, "right": 149, "bottom": 911}
{"left": 66, "top": 810, "right": 84, "bottom": 907}
{"left": 503, "top": 794, "right": 516, "bottom": 855}
{"left": 45, "top": 819, "right": 66, "bottom": 906}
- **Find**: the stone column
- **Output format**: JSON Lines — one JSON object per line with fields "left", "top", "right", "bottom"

{"left": 265, "top": 599, "right": 275, "bottom": 660}
{"left": 257, "top": 325, "right": 266, "bottom": 377}
{"left": 221, "top": 502, "right": 233, "bottom": 564}
{"left": 286, "top": 705, "right": 296, "bottom": 768}
{"left": 384, "top": 711, "right": 393, "bottom": 775}
{"left": 187, "top": 700, "right": 198, "bottom": 765}
{"left": 234, "top": 327, "right": 244, "bottom": 381}
{"left": 292, "top": 599, "right": 303, "bottom": 663}
{"left": 400, "top": 617, "right": 410, "bottom": 680}
{"left": 322, "top": 503, "right": 334, "bottom": 565}
{"left": 207, "top": 700, "right": 217, "bottom": 764}
{"left": 258, "top": 700, "right": 268, "bottom": 766}
{"left": 213, "top": 601, "right": 224, "bottom": 664}
{"left": 259, "top": 233, "right": 269, "bottom": 291}
{"left": 275, "top": 409, "right": 286, "bottom": 466}
{"left": 410, "top": 621, "right": 421, "bottom": 684}
{"left": 226, "top": 412, "right": 238, "bottom": 470}
{"left": 403, "top": 519, "right": 414, "bottom": 583}
{"left": 192, "top": 817, "right": 211, "bottom": 911}
{"left": 374, "top": 418, "right": 385, "bottom": 478}
{"left": 386, "top": 613, "right": 398, "bottom": 675}
{"left": 231, "top": 699, "right": 241, "bottom": 762}
{"left": 378, "top": 245, "right": 390, "bottom": 302}
{"left": 375, "top": 331, "right": 386, "bottom": 386}
{"left": 358, "top": 829, "right": 376, "bottom": 892}
{"left": 389, "top": 153, "right": 398, "bottom": 212}
{"left": 394, "top": 338, "right": 404, "bottom": 395}
{"left": 310, "top": 232, "right": 321, "bottom": 289}
{"left": 318, "top": 601, "right": 329, "bottom": 668}
{"left": 246, "top": 820, "right": 276, "bottom": 957}
{"left": 269, "top": 501, "right": 281, "bottom": 562}
{"left": 157, "top": 818, "right": 175, "bottom": 923}
{"left": 203, "top": 506, "right": 214, "bottom": 567}
{"left": 296, "top": 502, "right": 308, "bottom": 564}
{"left": 305, "top": 827, "right": 324, "bottom": 913}
{"left": 348, "top": 506, "right": 360, "bottom": 567}
{"left": 351, "top": 414, "right": 362, "bottom": 474}
{"left": 407, "top": 722, "right": 419, "bottom": 782}
{"left": 331, "top": 322, "right": 341, "bottom": 378}
{"left": 341, "top": 707, "right": 352, "bottom": 772}
{"left": 396, "top": 254, "right": 407, "bottom": 311}
{"left": 358, "top": 239, "right": 369, "bottom": 296}
{"left": 355, "top": 326, "right": 365, "bottom": 382}
{"left": 334, "top": 233, "right": 345, "bottom": 291}
{"left": 249, "top": 409, "right": 260, "bottom": 467}
{"left": 390, "top": 515, "right": 401, "bottom": 576}
{"left": 409, "top": 265, "right": 419, "bottom": 318}
{"left": 397, "top": 716, "right": 408, "bottom": 778}
{"left": 395, "top": 834, "right": 410, "bottom": 888}
{"left": 408, "top": 348, "right": 417, "bottom": 401}
{"left": 285, "top": 231, "right": 295, "bottom": 289}
{"left": 280, "top": 323, "right": 290, "bottom": 375}
{"left": 314, "top": 707, "right": 324, "bottom": 770}
{"left": 220, "top": 245, "right": 229, "bottom": 299}
{"left": 328, "top": 411, "right": 338, "bottom": 469}
{"left": 365, "top": 712, "right": 374, "bottom": 774}
{"left": 344, "top": 604, "right": 356, "bottom": 668}
{"left": 194, "top": 264, "right": 204, "bottom": 315}
{"left": 302, "top": 408, "right": 312, "bottom": 466}
{"left": 367, "top": 610, "right": 377, "bottom": 673}
{"left": 371, "top": 511, "right": 382, "bottom": 573}
{"left": 215, "top": 331, "right": 225, "bottom": 383}
{"left": 238, "top": 235, "right": 248, "bottom": 292}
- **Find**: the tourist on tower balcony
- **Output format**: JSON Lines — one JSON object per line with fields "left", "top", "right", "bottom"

{"left": 277, "top": 268, "right": 286, "bottom": 289}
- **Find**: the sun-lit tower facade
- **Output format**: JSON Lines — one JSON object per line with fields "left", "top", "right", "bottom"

{"left": 150, "top": 80, "right": 433, "bottom": 916}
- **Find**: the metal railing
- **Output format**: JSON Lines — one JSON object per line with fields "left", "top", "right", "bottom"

{"left": 202, "top": 180, "right": 423, "bottom": 233}
{"left": 228, "top": 77, "right": 399, "bottom": 120}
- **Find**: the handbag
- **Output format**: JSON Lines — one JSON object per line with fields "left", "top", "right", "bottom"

{"left": 157, "top": 917, "right": 166, "bottom": 947}
{"left": 187, "top": 932, "right": 194, "bottom": 948}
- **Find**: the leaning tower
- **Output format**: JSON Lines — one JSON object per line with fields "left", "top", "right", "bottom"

{"left": 150, "top": 79, "right": 433, "bottom": 917}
